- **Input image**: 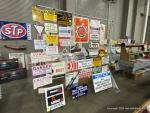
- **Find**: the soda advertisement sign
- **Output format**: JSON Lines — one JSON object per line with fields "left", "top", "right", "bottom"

{"left": 0, "top": 21, "right": 31, "bottom": 40}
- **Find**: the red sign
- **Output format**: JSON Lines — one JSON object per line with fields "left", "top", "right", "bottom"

{"left": 79, "top": 69, "right": 92, "bottom": 79}
{"left": 74, "top": 16, "right": 89, "bottom": 43}
{"left": 1, "top": 23, "right": 26, "bottom": 39}
{"left": 66, "top": 60, "right": 78, "bottom": 72}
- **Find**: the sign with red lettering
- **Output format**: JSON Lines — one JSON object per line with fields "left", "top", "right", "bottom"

{"left": 51, "top": 61, "right": 66, "bottom": 76}
{"left": 79, "top": 68, "right": 92, "bottom": 79}
{"left": 66, "top": 60, "right": 78, "bottom": 72}
{"left": 0, "top": 21, "right": 31, "bottom": 40}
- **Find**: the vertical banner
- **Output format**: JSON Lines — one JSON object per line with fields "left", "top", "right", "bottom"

{"left": 45, "top": 84, "right": 66, "bottom": 112}
{"left": 74, "top": 16, "right": 89, "bottom": 43}
{"left": 0, "top": 21, "right": 31, "bottom": 40}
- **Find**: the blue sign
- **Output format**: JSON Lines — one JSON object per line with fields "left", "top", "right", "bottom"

{"left": 71, "top": 84, "right": 88, "bottom": 99}
{"left": 0, "top": 21, "right": 31, "bottom": 40}
{"left": 92, "top": 71, "right": 111, "bottom": 80}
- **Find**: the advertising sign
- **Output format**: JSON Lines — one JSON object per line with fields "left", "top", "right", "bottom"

{"left": 58, "top": 38, "right": 70, "bottom": 47}
{"left": 45, "top": 84, "right": 66, "bottom": 112}
{"left": 58, "top": 27, "right": 71, "bottom": 37}
{"left": 89, "top": 49, "right": 98, "bottom": 56}
{"left": 74, "top": 16, "right": 89, "bottom": 43}
{"left": 57, "top": 11, "right": 72, "bottom": 26}
{"left": 71, "top": 84, "right": 88, "bottom": 99}
{"left": 45, "top": 35, "right": 58, "bottom": 45}
{"left": 78, "top": 59, "right": 93, "bottom": 69}
{"left": 0, "top": 21, "right": 31, "bottom": 40}
{"left": 34, "top": 40, "right": 46, "bottom": 50}
{"left": 90, "top": 19, "right": 101, "bottom": 28}
{"left": 32, "top": 63, "right": 52, "bottom": 76}
{"left": 46, "top": 46, "right": 58, "bottom": 55}
{"left": 89, "top": 41, "right": 99, "bottom": 49}
{"left": 33, "top": 74, "right": 52, "bottom": 89}
{"left": 66, "top": 60, "right": 78, "bottom": 72}
{"left": 92, "top": 71, "right": 112, "bottom": 93}
{"left": 44, "top": 23, "right": 57, "bottom": 34}
{"left": 93, "top": 57, "right": 102, "bottom": 67}
{"left": 43, "top": 10, "right": 57, "bottom": 22}
{"left": 51, "top": 61, "right": 66, "bottom": 76}
{"left": 92, "top": 67, "right": 102, "bottom": 74}
{"left": 32, "top": 6, "right": 44, "bottom": 23}
{"left": 79, "top": 68, "right": 91, "bottom": 79}
{"left": 65, "top": 72, "right": 78, "bottom": 87}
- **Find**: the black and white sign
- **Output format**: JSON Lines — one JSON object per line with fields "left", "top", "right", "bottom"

{"left": 92, "top": 71, "right": 112, "bottom": 93}
{"left": 45, "top": 84, "right": 66, "bottom": 112}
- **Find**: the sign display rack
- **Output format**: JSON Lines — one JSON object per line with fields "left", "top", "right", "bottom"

{"left": 31, "top": 4, "right": 119, "bottom": 113}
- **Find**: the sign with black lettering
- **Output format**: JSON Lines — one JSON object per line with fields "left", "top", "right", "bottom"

{"left": 45, "top": 84, "right": 66, "bottom": 112}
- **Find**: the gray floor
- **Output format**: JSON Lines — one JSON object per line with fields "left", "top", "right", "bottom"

{"left": 0, "top": 71, "right": 150, "bottom": 113}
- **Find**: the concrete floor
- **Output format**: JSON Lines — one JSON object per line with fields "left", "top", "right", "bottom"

{"left": 0, "top": 72, "right": 150, "bottom": 113}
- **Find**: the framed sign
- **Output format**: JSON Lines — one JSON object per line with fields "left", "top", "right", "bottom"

{"left": 92, "top": 71, "right": 112, "bottom": 93}
{"left": 79, "top": 68, "right": 91, "bottom": 79}
{"left": 33, "top": 74, "right": 52, "bottom": 89}
{"left": 65, "top": 72, "right": 78, "bottom": 87}
{"left": 51, "top": 61, "right": 66, "bottom": 76}
{"left": 44, "top": 23, "right": 57, "bottom": 34}
{"left": 0, "top": 21, "right": 31, "bottom": 40}
{"left": 74, "top": 16, "right": 89, "bottom": 43}
{"left": 71, "top": 84, "right": 88, "bottom": 99}
{"left": 58, "top": 27, "right": 71, "bottom": 37}
{"left": 32, "top": 63, "right": 52, "bottom": 76}
{"left": 57, "top": 11, "right": 72, "bottom": 26}
{"left": 78, "top": 59, "right": 93, "bottom": 69}
{"left": 66, "top": 60, "right": 78, "bottom": 72}
{"left": 45, "top": 84, "right": 66, "bottom": 112}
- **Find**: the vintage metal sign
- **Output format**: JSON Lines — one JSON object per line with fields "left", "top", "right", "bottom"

{"left": 92, "top": 71, "right": 112, "bottom": 93}
{"left": 45, "top": 84, "right": 66, "bottom": 112}
{"left": 0, "top": 21, "right": 31, "bottom": 40}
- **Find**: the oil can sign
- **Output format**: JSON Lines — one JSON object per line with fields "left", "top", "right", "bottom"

{"left": 45, "top": 84, "right": 66, "bottom": 112}
{"left": 92, "top": 71, "right": 112, "bottom": 93}
{"left": 0, "top": 21, "right": 31, "bottom": 40}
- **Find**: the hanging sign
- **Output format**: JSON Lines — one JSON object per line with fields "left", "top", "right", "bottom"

{"left": 45, "top": 34, "right": 58, "bottom": 45}
{"left": 66, "top": 60, "right": 78, "bottom": 72}
{"left": 92, "top": 67, "right": 102, "bottom": 74}
{"left": 0, "top": 21, "right": 31, "bottom": 40}
{"left": 32, "top": 63, "right": 52, "bottom": 76}
{"left": 71, "top": 84, "right": 88, "bottom": 99}
{"left": 34, "top": 40, "right": 46, "bottom": 50}
{"left": 92, "top": 71, "right": 112, "bottom": 93}
{"left": 79, "top": 68, "right": 91, "bottom": 79}
{"left": 89, "top": 41, "right": 99, "bottom": 48}
{"left": 46, "top": 46, "right": 58, "bottom": 55}
{"left": 32, "top": 7, "right": 44, "bottom": 23}
{"left": 78, "top": 59, "right": 93, "bottom": 69}
{"left": 102, "top": 65, "right": 109, "bottom": 72}
{"left": 33, "top": 74, "right": 52, "bottom": 89}
{"left": 51, "top": 61, "right": 66, "bottom": 76}
{"left": 57, "top": 11, "right": 72, "bottom": 26}
{"left": 58, "top": 26, "right": 71, "bottom": 37}
{"left": 65, "top": 72, "right": 79, "bottom": 87}
{"left": 43, "top": 10, "right": 57, "bottom": 22}
{"left": 93, "top": 57, "right": 102, "bottom": 67}
{"left": 44, "top": 23, "right": 57, "bottom": 34}
{"left": 74, "top": 16, "right": 89, "bottom": 43}
{"left": 45, "top": 84, "right": 66, "bottom": 112}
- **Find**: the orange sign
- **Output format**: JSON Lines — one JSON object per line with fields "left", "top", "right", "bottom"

{"left": 74, "top": 16, "right": 89, "bottom": 43}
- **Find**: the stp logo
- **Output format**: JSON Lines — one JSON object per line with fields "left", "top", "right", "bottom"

{"left": 1, "top": 23, "right": 26, "bottom": 39}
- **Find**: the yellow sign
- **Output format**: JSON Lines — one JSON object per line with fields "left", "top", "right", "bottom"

{"left": 45, "top": 35, "right": 58, "bottom": 45}
{"left": 32, "top": 7, "right": 44, "bottom": 23}
{"left": 43, "top": 10, "right": 57, "bottom": 22}
{"left": 99, "top": 47, "right": 106, "bottom": 57}
{"left": 93, "top": 57, "right": 102, "bottom": 67}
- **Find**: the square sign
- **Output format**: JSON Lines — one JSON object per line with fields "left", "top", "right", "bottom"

{"left": 92, "top": 71, "right": 112, "bottom": 93}
{"left": 45, "top": 84, "right": 66, "bottom": 112}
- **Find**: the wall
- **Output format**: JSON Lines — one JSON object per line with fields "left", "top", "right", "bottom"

{"left": 0, "top": 0, "right": 64, "bottom": 58}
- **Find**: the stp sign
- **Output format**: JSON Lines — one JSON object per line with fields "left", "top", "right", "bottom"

{"left": 0, "top": 21, "right": 31, "bottom": 40}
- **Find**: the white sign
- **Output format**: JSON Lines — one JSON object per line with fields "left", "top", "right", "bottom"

{"left": 46, "top": 46, "right": 58, "bottom": 55}
{"left": 90, "top": 19, "right": 101, "bottom": 28}
{"left": 59, "top": 26, "right": 71, "bottom": 37}
{"left": 34, "top": 40, "right": 46, "bottom": 50}
{"left": 65, "top": 72, "right": 79, "bottom": 87}
{"left": 51, "top": 61, "right": 66, "bottom": 76}
{"left": 78, "top": 59, "right": 93, "bottom": 69}
{"left": 102, "top": 65, "right": 109, "bottom": 72}
{"left": 89, "top": 49, "right": 98, "bottom": 56}
{"left": 33, "top": 74, "right": 52, "bottom": 89}
{"left": 44, "top": 23, "right": 57, "bottom": 34}
{"left": 45, "top": 84, "right": 66, "bottom": 112}
{"left": 102, "top": 56, "right": 109, "bottom": 65}
{"left": 9, "top": 53, "right": 25, "bottom": 68}
{"left": 34, "top": 25, "right": 44, "bottom": 35}
{"left": 92, "top": 71, "right": 112, "bottom": 93}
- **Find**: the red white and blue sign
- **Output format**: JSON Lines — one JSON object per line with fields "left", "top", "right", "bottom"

{"left": 71, "top": 84, "right": 88, "bottom": 99}
{"left": 0, "top": 21, "right": 31, "bottom": 40}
